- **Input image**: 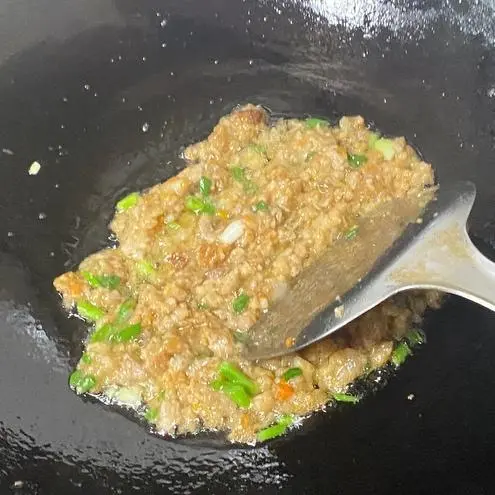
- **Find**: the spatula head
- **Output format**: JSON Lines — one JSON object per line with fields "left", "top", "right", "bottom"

{"left": 242, "top": 182, "right": 475, "bottom": 360}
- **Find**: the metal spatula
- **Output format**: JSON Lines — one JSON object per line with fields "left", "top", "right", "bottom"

{"left": 244, "top": 181, "right": 495, "bottom": 360}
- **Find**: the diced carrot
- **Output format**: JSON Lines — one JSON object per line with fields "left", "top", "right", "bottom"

{"left": 285, "top": 336, "right": 296, "bottom": 349}
{"left": 53, "top": 272, "right": 85, "bottom": 299}
{"left": 241, "top": 413, "right": 250, "bottom": 429}
{"left": 275, "top": 381, "right": 294, "bottom": 401}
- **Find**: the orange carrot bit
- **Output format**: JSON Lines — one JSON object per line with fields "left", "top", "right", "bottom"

{"left": 241, "top": 412, "right": 251, "bottom": 429}
{"left": 285, "top": 336, "right": 296, "bottom": 349}
{"left": 275, "top": 381, "right": 294, "bottom": 401}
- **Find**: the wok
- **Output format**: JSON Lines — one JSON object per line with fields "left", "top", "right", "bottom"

{"left": 1, "top": 0, "right": 495, "bottom": 493}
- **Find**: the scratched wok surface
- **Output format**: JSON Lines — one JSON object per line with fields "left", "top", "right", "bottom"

{"left": 2, "top": 0, "right": 495, "bottom": 493}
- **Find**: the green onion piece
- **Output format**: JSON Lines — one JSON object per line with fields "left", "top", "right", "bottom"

{"left": 305, "top": 118, "right": 329, "bottom": 129}
{"left": 248, "top": 143, "right": 267, "bottom": 154}
{"left": 136, "top": 260, "right": 156, "bottom": 279}
{"left": 231, "top": 166, "right": 246, "bottom": 182}
{"left": 405, "top": 329, "right": 426, "bottom": 347}
{"left": 185, "top": 195, "right": 215, "bottom": 215}
{"left": 69, "top": 370, "right": 96, "bottom": 394}
{"left": 81, "top": 352, "right": 92, "bottom": 364}
{"left": 112, "top": 323, "right": 142, "bottom": 343}
{"left": 90, "top": 323, "right": 116, "bottom": 343}
{"left": 77, "top": 300, "right": 105, "bottom": 321}
{"left": 347, "top": 153, "right": 368, "bottom": 169}
{"left": 81, "top": 271, "right": 100, "bottom": 287}
{"left": 391, "top": 342, "right": 412, "bottom": 366}
{"left": 116, "top": 298, "right": 136, "bottom": 325}
{"left": 233, "top": 330, "right": 249, "bottom": 343}
{"left": 201, "top": 200, "right": 216, "bottom": 215}
{"left": 144, "top": 406, "right": 159, "bottom": 423}
{"left": 98, "top": 274, "right": 120, "bottom": 289}
{"left": 232, "top": 293, "right": 250, "bottom": 314}
{"left": 344, "top": 225, "right": 359, "bottom": 240}
{"left": 333, "top": 392, "right": 360, "bottom": 404}
{"left": 257, "top": 415, "right": 294, "bottom": 442}
{"left": 218, "top": 361, "right": 259, "bottom": 396}
{"left": 374, "top": 138, "right": 396, "bottom": 160}
{"left": 230, "top": 166, "right": 257, "bottom": 194}
{"left": 368, "top": 131, "right": 380, "bottom": 148}
{"left": 81, "top": 271, "right": 120, "bottom": 289}
{"left": 167, "top": 221, "right": 181, "bottom": 231}
{"left": 211, "top": 380, "right": 252, "bottom": 408}
{"left": 253, "top": 200, "right": 269, "bottom": 212}
{"left": 282, "top": 367, "right": 303, "bottom": 382}
{"left": 197, "top": 302, "right": 209, "bottom": 310}
{"left": 199, "top": 176, "right": 213, "bottom": 197}
{"left": 305, "top": 151, "right": 317, "bottom": 161}
{"left": 185, "top": 195, "right": 205, "bottom": 214}
{"left": 116, "top": 192, "right": 140, "bottom": 212}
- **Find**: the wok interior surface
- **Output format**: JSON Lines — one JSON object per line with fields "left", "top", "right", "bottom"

{"left": 2, "top": 0, "right": 495, "bottom": 493}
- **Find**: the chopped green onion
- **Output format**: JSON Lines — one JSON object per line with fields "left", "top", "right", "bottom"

{"left": 231, "top": 166, "right": 257, "bottom": 194}
{"left": 77, "top": 300, "right": 105, "bottom": 321}
{"left": 305, "top": 151, "right": 317, "bottom": 161}
{"left": 344, "top": 225, "right": 359, "bottom": 240}
{"left": 333, "top": 392, "right": 360, "bottom": 404}
{"left": 231, "top": 166, "right": 246, "bottom": 182}
{"left": 218, "top": 361, "right": 259, "bottom": 396}
{"left": 391, "top": 342, "right": 412, "bottom": 366}
{"left": 233, "top": 330, "right": 249, "bottom": 343}
{"left": 211, "top": 380, "right": 251, "bottom": 408}
{"left": 115, "top": 298, "right": 136, "bottom": 325}
{"left": 199, "top": 176, "right": 213, "bottom": 197}
{"left": 136, "top": 260, "right": 156, "bottom": 279}
{"left": 374, "top": 138, "right": 396, "bottom": 160}
{"left": 185, "top": 195, "right": 205, "bottom": 213}
{"left": 185, "top": 195, "right": 215, "bottom": 215}
{"left": 201, "top": 201, "right": 216, "bottom": 215}
{"left": 368, "top": 131, "right": 380, "bottom": 148}
{"left": 305, "top": 118, "right": 329, "bottom": 129}
{"left": 90, "top": 323, "right": 116, "bottom": 343}
{"left": 69, "top": 370, "right": 96, "bottom": 395}
{"left": 144, "top": 406, "right": 159, "bottom": 423}
{"left": 347, "top": 153, "right": 368, "bottom": 169}
{"left": 167, "top": 221, "right": 181, "bottom": 231}
{"left": 197, "top": 302, "right": 209, "bottom": 310}
{"left": 112, "top": 323, "right": 142, "bottom": 343}
{"left": 81, "top": 352, "right": 92, "bottom": 364}
{"left": 253, "top": 200, "right": 269, "bottom": 212}
{"left": 282, "top": 367, "right": 303, "bottom": 382}
{"left": 116, "top": 192, "right": 139, "bottom": 212}
{"left": 248, "top": 144, "right": 267, "bottom": 154}
{"left": 257, "top": 415, "right": 294, "bottom": 442}
{"left": 81, "top": 271, "right": 120, "bottom": 289}
{"left": 232, "top": 293, "right": 250, "bottom": 314}
{"left": 405, "top": 329, "right": 426, "bottom": 347}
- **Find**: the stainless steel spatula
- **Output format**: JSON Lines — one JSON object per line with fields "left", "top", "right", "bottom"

{"left": 244, "top": 181, "right": 495, "bottom": 360}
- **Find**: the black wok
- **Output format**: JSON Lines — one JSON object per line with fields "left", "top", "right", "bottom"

{"left": 2, "top": 0, "right": 495, "bottom": 493}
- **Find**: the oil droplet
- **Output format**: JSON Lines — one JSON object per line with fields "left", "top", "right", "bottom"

{"left": 160, "top": 19, "right": 168, "bottom": 27}
{"left": 83, "top": 84, "right": 90, "bottom": 91}
{"left": 142, "top": 122, "right": 150, "bottom": 133}
{"left": 38, "top": 212, "right": 47, "bottom": 220}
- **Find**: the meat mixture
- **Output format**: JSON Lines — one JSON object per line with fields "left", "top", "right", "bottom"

{"left": 54, "top": 105, "right": 439, "bottom": 443}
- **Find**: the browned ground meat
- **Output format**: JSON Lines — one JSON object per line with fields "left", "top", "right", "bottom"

{"left": 54, "top": 105, "right": 439, "bottom": 443}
